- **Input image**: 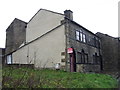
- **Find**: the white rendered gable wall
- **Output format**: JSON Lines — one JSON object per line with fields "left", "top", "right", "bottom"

{"left": 26, "top": 9, "right": 64, "bottom": 43}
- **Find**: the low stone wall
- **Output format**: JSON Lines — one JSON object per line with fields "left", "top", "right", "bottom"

{"left": 76, "top": 64, "right": 101, "bottom": 73}
{"left": 4, "top": 64, "right": 34, "bottom": 69}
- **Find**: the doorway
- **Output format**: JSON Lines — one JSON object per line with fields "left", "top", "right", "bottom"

{"left": 70, "top": 48, "right": 76, "bottom": 72}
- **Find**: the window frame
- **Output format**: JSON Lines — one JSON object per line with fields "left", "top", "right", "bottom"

{"left": 6, "top": 54, "right": 12, "bottom": 64}
{"left": 93, "top": 53, "right": 100, "bottom": 64}
{"left": 83, "top": 34, "right": 86, "bottom": 43}
{"left": 75, "top": 30, "right": 86, "bottom": 43}
{"left": 76, "top": 51, "right": 89, "bottom": 64}
{"left": 75, "top": 30, "right": 80, "bottom": 40}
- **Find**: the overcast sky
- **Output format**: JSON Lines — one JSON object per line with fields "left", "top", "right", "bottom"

{"left": 0, "top": 0, "right": 119, "bottom": 48}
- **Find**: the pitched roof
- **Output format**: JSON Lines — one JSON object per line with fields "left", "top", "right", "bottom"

{"left": 6, "top": 18, "right": 27, "bottom": 31}
{"left": 65, "top": 17, "right": 99, "bottom": 38}
{"left": 18, "top": 8, "right": 98, "bottom": 37}
{"left": 28, "top": 8, "right": 64, "bottom": 23}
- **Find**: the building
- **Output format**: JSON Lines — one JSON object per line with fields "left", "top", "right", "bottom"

{"left": 64, "top": 11, "right": 102, "bottom": 72}
{"left": 5, "top": 9, "right": 102, "bottom": 72}
{"left": 0, "top": 48, "right": 5, "bottom": 65}
{"left": 96, "top": 32, "right": 119, "bottom": 75}
{"left": 5, "top": 18, "right": 27, "bottom": 64}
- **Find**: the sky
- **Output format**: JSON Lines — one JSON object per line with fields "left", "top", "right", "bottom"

{"left": 0, "top": 0, "right": 119, "bottom": 48}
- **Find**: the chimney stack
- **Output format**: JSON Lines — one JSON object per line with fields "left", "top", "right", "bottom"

{"left": 64, "top": 10, "right": 73, "bottom": 20}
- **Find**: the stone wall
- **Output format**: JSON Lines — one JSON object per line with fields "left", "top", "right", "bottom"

{"left": 96, "top": 32, "right": 119, "bottom": 74}
{"left": 0, "top": 48, "right": 5, "bottom": 65}
{"left": 76, "top": 64, "right": 100, "bottom": 73}
{"left": 118, "top": 38, "right": 120, "bottom": 78}
{"left": 65, "top": 19, "right": 102, "bottom": 72}
{"left": 5, "top": 18, "right": 27, "bottom": 55}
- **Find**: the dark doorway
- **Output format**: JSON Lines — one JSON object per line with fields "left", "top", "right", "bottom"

{"left": 70, "top": 48, "right": 76, "bottom": 72}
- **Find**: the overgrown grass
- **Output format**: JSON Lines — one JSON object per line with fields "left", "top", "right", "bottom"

{"left": 2, "top": 66, "right": 118, "bottom": 88}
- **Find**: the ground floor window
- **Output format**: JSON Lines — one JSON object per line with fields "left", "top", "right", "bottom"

{"left": 93, "top": 53, "right": 100, "bottom": 64}
{"left": 76, "top": 50, "right": 88, "bottom": 64}
{"left": 7, "top": 54, "right": 12, "bottom": 64}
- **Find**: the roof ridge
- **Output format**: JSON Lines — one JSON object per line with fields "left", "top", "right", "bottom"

{"left": 14, "top": 18, "right": 27, "bottom": 23}
{"left": 40, "top": 8, "right": 64, "bottom": 16}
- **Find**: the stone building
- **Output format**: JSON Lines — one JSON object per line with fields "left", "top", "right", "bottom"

{"left": 64, "top": 15, "right": 102, "bottom": 72}
{"left": 4, "top": 9, "right": 102, "bottom": 72}
{"left": 0, "top": 48, "right": 5, "bottom": 65}
{"left": 5, "top": 18, "right": 27, "bottom": 64}
{"left": 96, "top": 32, "right": 119, "bottom": 75}
{"left": 118, "top": 38, "right": 120, "bottom": 76}
{"left": 4, "top": 9, "right": 119, "bottom": 74}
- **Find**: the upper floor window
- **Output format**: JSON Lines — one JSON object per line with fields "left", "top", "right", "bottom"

{"left": 75, "top": 30, "right": 86, "bottom": 43}
{"left": 76, "top": 31, "right": 80, "bottom": 40}
{"left": 80, "top": 32, "right": 83, "bottom": 41}
{"left": 93, "top": 37, "right": 100, "bottom": 48}
{"left": 83, "top": 34, "right": 86, "bottom": 43}
{"left": 88, "top": 36, "right": 100, "bottom": 48}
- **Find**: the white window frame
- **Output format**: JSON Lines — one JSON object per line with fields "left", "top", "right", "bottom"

{"left": 76, "top": 31, "right": 80, "bottom": 40}
{"left": 83, "top": 34, "right": 86, "bottom": 43}
{"left": 7, "top": 54, "right": 12, "bottom": 64}
{"left": 79, "top": 30, "right": 82, "bottom": 41}
{"left": 75, "top": 30, "right": 86, "bottom": 43}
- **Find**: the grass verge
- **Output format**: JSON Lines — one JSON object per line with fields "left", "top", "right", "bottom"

{"left": 2, "top": 66, "right": 118, "bottom": 88}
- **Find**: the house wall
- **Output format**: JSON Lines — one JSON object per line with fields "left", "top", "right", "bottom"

{"left": 12, "top": 25, "right": 66, "bottom": 68}
{"left": 5, "top": 18, "right": 27, "bottom": 55}
{"left": 0, "top": 49, "right": 2, "bottom": 66}
{"left": 26, "top": 9, "right": 64, "bottom": 43}
{"left": 65, "top": 20, "right": 101, "bottom": 72}
{"left": 96, "top": 32, "right": 119, "bottom": 74}
{"left": 118, "top": 39, "right": 120, "bottom": 78}
{"left": 0, "top": 48, "right": 5, "bottom": 65}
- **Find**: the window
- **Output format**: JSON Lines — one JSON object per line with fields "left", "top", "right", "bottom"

{"left": 76, "top": 31, "right": 80, "bottom": 40}
{"left": 93, "top": 53, "right": 100, "bottom": 64}
{"left": 96, "top": 38, "right": 100, "bottom": 48}
{"left": 91, "top": 37, "right": 94, "bottom": 46}
{"left": 92, "top": 37, "right": 100, "bottom": 48}
{"left": 85, "top": 54, "right": 88, "bottom": 63}
{"left": 7, "top": 54, "right": 12, "bottom": 64}
{"left": 77, "top": 52, "right": 82, "bottom": 63}
{"left": 77, "top": 49, "right": 88, "bottom": 64}
{"left": 98, "top": 40, "right": 100, "bottom": 48}
{"left": 75, "top": 30, "right": 86, "bottom": 43}
{"left": 80, "top": 33, "right": 83, "bottom": 41}
{"left": 94, "top": 37, "right": 96, "bottom": 47}
{"left": 83, "top": 34, "right": 86, "bottom": 43}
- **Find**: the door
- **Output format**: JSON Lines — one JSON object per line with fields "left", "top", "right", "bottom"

{"left": 70, "top": 49, "right": 76, "bottom": 72}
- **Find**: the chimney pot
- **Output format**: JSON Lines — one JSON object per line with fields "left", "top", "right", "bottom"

{"left": 64, "top": 10, "right": 73, "bottom": 20}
